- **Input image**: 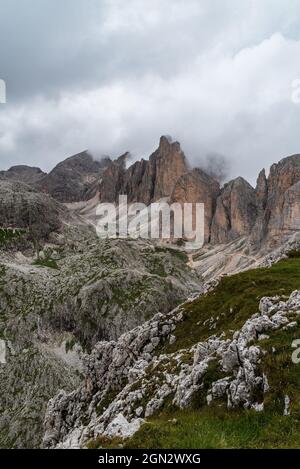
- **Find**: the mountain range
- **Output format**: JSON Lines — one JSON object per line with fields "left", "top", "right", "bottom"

{"left": 1, "top": 135, "right": 300, "bottom": 249}
{"left": 0, "top": 136, "right": 300, "bottom": 448}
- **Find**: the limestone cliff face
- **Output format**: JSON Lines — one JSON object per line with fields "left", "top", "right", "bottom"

{"left": 2, "top": 139, "right": 300, "bottom": 247}
{"left": 265, "top": 155, "right": 300, "bottom": 238}
{"left": 97, "top": 153, "right": 127, "bottom": 203}
{"left": 77, "top": 146, "right": 300, "bottom": 247}
{"left": 171, "top": 168, "right": 220, "bottom": 243}
{"left": 36, "top": 151, "right": 110, "bottom": 203}
{"left": 150, "top": 136, "right": 189, "bottom": 201}
{"left": 255, "top": 169, "right": 268, "bottom": 212}
{"left": 251, "top": 154, "right": 300, "bottom": 246}
{"left": 98, "top": 136, "right": 189, "bottom": 205}
{"left": 121, "top": 158, "right": 153, "bottom": 204}
{"left": 281, "top": 181, "right": 300, "bottom": 232}
{"left": 210, "top": 154, "right": 300, "bottom": 247}
{"left": 211, "top": 177, "right": 257, "bottom": 244}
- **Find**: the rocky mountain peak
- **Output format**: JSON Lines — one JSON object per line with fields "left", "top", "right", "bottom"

{"left": 0, "top": 165, "right": 46, "bottom": 185}
{"left": 97, "top": 137, "right": 188, "bottom": 205}
{"left": 157, "top": 135, "right": 181, "bottom": 153}
{"left": 2, "top": 139, "right": 300, "bottom": 250}
{"left": 255, "top": 168, "right": 268, "bottom": 211}
{"left": 150, "top": 136, "right": 188, "bottom": 201}
{"left": 251, "top": 154, "right": 300, "bottom": 246}
{"left": 35, "top": 150, "right": 111, "bottom": 203}
{"left": 268, "top": 154, "right": 300, "bottom": 196}
{"left": 253, "top": 154, "right": 300, "bottom": 244}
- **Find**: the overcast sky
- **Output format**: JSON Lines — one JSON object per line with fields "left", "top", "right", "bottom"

{"left": 1, "top": 0, "right": 300, "bottom": 184}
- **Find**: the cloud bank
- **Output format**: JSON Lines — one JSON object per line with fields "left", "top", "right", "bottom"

{"left": 1, "top": 0, "right": 300, "bottom": 184}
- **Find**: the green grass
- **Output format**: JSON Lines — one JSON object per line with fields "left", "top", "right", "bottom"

{"left": 124, "top": 407, "right": 300, "bottom": 449}
{"left": 258, "top": 322, "right": 300, "bottom": 415}
{"left": 33, "top": 257, "right": 59, "bottom": 269}
{"left": 126, "top": 323, "right": 300, "bottom": 449}
{"left": 89, "top": 253, "right": 300, "bottom": 449}
{"left": 163, "top": 254, "right": 300, "bottom": 354}
{"left": 154, "top": 246, "right": 188, "bottom": 263}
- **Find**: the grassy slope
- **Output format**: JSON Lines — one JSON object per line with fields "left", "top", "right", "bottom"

{"left": 108, "top": 253, "right": 300, "bottom": 449}
{"left": 163, "top": 251, "right": 300, "bottom": 353}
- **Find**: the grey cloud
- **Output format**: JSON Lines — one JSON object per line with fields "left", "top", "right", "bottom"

{"left": 1, "top": 0, "right": 300, "bottom": 185}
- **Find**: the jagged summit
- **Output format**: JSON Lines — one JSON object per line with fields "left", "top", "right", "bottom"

{"left": 1, "top": 139, "right": 300, "bottom": 249}
{"left": 93, "top": 136, "right": 189, "bottom": 205}
{"left": 35, "top": 150, "right": 111, "bottom": 203}
{"left": 272, "top": 152, "right": 300, "bottom": 168}
{"left": 160, "top": 134, "right": 175, "bottom": 144}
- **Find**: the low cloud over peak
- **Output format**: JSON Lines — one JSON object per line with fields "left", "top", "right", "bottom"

{"left": 1, "top": 1, "right": 300, "bottom": 185}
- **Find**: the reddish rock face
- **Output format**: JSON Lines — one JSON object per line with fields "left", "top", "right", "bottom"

{"left": 211, "top": 177, "right": 257, "bottom": 244}
{"left": 282, "top": 181, "right": 300, "bottom": 232}
{"left": 255, "top": 169, "right": 268, "bottom": 212}
{"left": 266, "top": 155, "right": 300, "bottom": 237}
{"left": 171, "top": 168, "right": 220, "bottom": 243}
{"left": 98, "top": 136, "right": 189, "bottom": 205}
{"left": 90, "top": 144, "right": 300, "bottom": 247}
{"left": 97, "top": 153, "right": 127, "bottom": 203}
{"left": 4, "top": 136, "right": 299, "bottom": 248}
{"left": 150, "top": 136, "right": 189, "bottom": 201}
{"left": 252, "top": 154, "right": 300, "bottom": 245}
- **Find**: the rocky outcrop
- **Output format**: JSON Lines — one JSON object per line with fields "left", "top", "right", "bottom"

{"left": 42, "top": 286, "right": 300, "bottom": 449}
{"left": 211, "top": 177, "right": 257, "bottom": 244}
{"left": 0, "top": 165, "right": 46, "bottom": 184}
{"left": 42, "top": 304, "right": 186, "bottom": 448}
{"left": 0, "top": 179, "right": 67, "bottom": 240}
{"left": 0, "top": 337, "right": 80, "bottom": 449}
{"left": 0, "top": 231, "right": 202, "bottom": 447}
{"left": 36, "top": 151, "right": 111, "bottom": 203}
